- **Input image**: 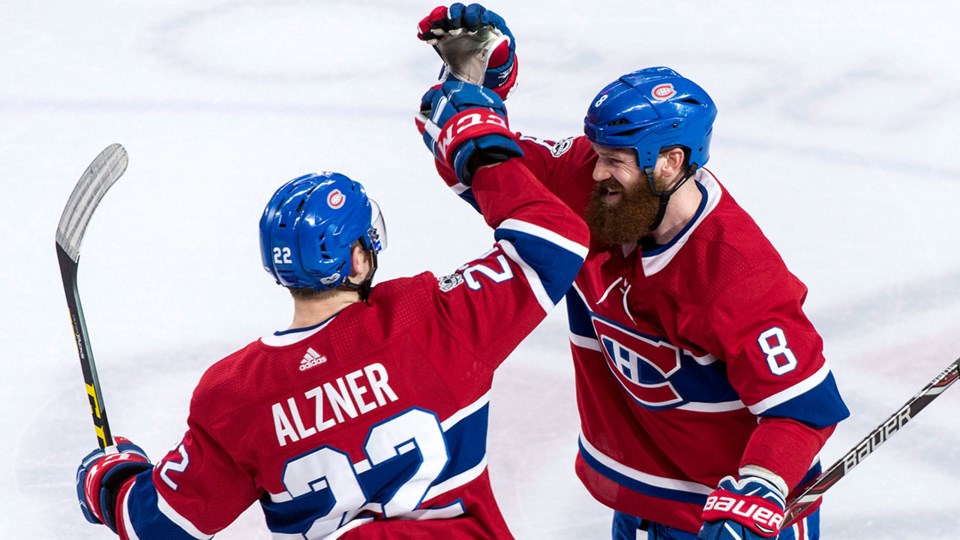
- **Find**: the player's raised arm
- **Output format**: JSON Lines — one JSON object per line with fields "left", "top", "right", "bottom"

{"left": 415, "top": 4, "right": 594, "bottom": 208}
{"left": 415, "top": 80, "right": 589, "bottom": 360}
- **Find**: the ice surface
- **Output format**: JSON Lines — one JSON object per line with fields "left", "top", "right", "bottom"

{"left": 2, "top": 1, "right": 959, "bottom": 538}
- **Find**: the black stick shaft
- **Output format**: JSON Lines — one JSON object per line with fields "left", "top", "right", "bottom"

{"left": 58, "top": 244, "right": 112, "bottom": 449}
{"left": 784, "top": 357, "right": 960, "bottom": 526}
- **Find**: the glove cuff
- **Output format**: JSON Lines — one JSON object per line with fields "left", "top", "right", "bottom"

{"left": 436, "top": 109, "right": 511, "bottom": 162}
{"left": 99, "top": 461, "right": 153, "bottom": 532}
{"left": 739, "top": 464, "right": 789, "bottom": 499}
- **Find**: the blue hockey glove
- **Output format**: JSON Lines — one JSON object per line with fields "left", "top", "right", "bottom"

{"left": 698, "top": 475, "right": 787, "bottom": 539}
{"left": 77, "top": 437, "right": 152, "bottom": 532}
{"left": 417, "top": 3, "right": 518, "bottom": 99}
{"left": 415, "top": 80, "right": 522, "bottom": 186}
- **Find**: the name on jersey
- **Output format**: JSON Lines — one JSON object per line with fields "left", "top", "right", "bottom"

{"left": 271, "top": 362, "right": 399, "bottom": 447}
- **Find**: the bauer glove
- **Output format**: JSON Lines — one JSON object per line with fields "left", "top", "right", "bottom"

{"left": 76, "top": 436, "right": 153, "bottom": 533}
{"left": 699, "top": 474, "right": 787, "bottom": 539}
{"left": 416, "top": 80, "right": 522, "bottom": 186}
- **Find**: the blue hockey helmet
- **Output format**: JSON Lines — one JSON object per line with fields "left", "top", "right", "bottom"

{"left": 259, "top": 172, "right": 386, "bottom": 291}
{"left": 584, "top": 66, "right": 717, "bottom": 172}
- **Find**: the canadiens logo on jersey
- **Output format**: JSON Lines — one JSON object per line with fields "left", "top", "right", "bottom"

{"left": 592, "top": 317, "right": 685, "bottom": 408}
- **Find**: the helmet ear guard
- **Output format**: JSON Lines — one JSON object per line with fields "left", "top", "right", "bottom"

{"left": 259, "top": 172, "right": 386, "bottom": 294}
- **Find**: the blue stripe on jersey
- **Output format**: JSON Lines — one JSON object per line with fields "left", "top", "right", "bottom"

{"left": 761, "top": 372, "right": 850, "bottom": 429}
{"left": 436, "top": 401, "right": 488, "bottom": 485}
{"left": 494, "top": 227, "right": 586, "bottom": 305}
{"left": 260, "top": 404, "right": 489, "bottom": 534}
{"left": 566, "top": 286, "right": 596, "bottom": 338}
{"left": 125, "top": 471, "right": 199, "bottom": 539}
{"left": 578, "top": 440, "right": 707, "bottom": 506}
{"left": 458, "top": 188, "right": 480, "bottom": 213}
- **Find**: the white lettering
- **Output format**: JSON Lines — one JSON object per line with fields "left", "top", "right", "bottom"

{"left": 714, "top": 496, "right": 734, "bottom": 512}
{"left": 365, "top": 363, "right": 398, "bottom": 405}
{"left": 704, "top": 495, "right": 783, "bottom": 529}
{"left": 731, "top": 500, "right": 755, "bottom": 517}
{"left": 754, "top": 507, "right": 773, "bottom": 522}
{"left": 306, "top": 387, "right": 337, "bottom": 432}
{"left": 272, "top": 402, "right": 299, "bottom": 447}
{"left": 844, "top": 406, "right": 913, "bottom": 474}
{"left": 271, "top": 363, "right": 402, "bottom": 447}
{"left": 345, "top": 369, "right": 375, "bottom": 414}
{"left": 288, "top": 397, "right": 317, "bottom": 439}
{"left": 324, "top": 378, "right": 358, "bottom": 422}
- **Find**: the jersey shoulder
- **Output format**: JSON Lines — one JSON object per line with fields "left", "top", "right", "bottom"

{"left": 676, "top": 172, "right": 797, "bottom": 303}
{"left": 516, "top": 133, "right": 595, "bottom": 161}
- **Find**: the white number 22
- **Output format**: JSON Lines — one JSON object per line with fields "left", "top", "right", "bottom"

{"left": 273, "top": 247, "right": 292, "bottom": 264}
{"left": 281, "top": 408, "right": 449, "bottom": 538}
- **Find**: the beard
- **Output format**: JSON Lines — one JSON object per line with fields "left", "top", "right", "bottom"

{"left": 585, "top": 178, "right": 662, "bottom": 246}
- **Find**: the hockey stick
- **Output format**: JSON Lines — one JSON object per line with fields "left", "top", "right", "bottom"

{"left": 783, "top": 356, "right": 960, "bottom": 526}
{"left": 56, "top": 143, "right": 128, "bottom": 450}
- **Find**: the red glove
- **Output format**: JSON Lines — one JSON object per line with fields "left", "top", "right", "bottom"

{"left": 699, "top": 474, "right": 787, "bottom": 539}
{"left": 77, "top": 436, "right": 152, "bottom": 532}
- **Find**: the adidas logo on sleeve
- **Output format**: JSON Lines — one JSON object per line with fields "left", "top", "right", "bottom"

{"left": 299, "top": 348, "right": 327, "bottom": 371}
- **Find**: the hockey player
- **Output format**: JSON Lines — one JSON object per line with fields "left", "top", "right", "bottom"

{"left": 74, "top": 82, "right": 589, "bottom": 539}
{"left": 418, "top": 5, "right": 850, "bottom": 540}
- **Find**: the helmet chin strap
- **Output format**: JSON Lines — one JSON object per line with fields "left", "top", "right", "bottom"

{"left": 644, "top": 164, "right": 698, "bottom": 233}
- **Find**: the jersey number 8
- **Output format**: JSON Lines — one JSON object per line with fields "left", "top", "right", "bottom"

{"left": 758, "top": 327, "right": 798, "bottom": 375}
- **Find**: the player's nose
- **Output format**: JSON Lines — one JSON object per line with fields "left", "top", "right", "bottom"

{"left": 592, "top": 162, "right": 609, "bottom": 182}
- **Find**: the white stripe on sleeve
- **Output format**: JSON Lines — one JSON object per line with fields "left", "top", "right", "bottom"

{"left": 497, "top": 239, "right": 555, "bottom": 313}
{"left": 498, "top": 218, "right": 589, "bottom": 259}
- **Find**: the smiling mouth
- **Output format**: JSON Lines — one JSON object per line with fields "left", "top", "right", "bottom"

{"left": 601, "top": 187, "right": 621, "bottom": 202}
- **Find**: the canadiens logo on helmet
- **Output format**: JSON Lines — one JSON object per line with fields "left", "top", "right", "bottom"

{"left": 327, "top": 189, "right": 345, "bottom": 209}
{"left": 651, "top": 83, "right": 676, "bottom": 100}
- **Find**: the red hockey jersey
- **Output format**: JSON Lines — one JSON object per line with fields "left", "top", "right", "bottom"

{"left": 112, "top": 160, "right": 589, "bottom": 539}
{"left": 508, "top": 134, "right": 850, "bottom": 534}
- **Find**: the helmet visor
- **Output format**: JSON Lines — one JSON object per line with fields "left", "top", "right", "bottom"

{"left": 368, "top": 198, "right": 387, "bottom": 253}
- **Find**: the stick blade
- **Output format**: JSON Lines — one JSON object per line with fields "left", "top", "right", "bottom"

{"left": 55, "top": 144, "right": 128, "bottom": 262}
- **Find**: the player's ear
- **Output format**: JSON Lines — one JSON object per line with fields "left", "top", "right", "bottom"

{"left": 660, "top": 147, "right": 687, "bottom": 182}
{"left": 349, "top": 242, "right": 372, "bottom": 281}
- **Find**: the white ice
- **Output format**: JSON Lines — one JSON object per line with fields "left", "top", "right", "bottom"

{"left": 2, "top": 1, "right": 959, "bottom": 538}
